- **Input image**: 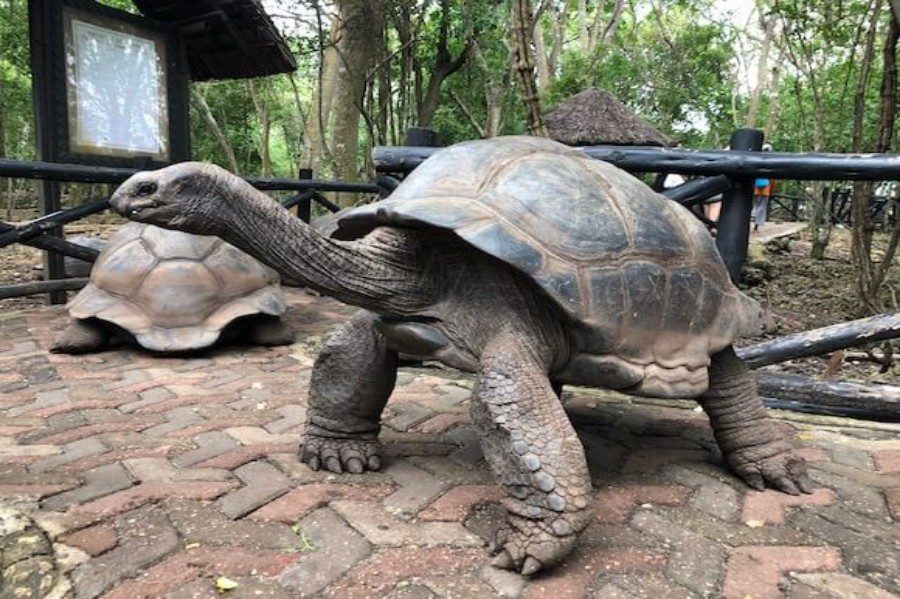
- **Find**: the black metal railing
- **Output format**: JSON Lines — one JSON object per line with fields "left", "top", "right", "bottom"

{"left": 0, "top": 158, "right": 376, "bottom": 303}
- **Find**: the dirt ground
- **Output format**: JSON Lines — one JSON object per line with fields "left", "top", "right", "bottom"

{"left": 742, "top": 227, "right": 899, "bottom": 385}
{"left": 1, "top": 218, "right": 897, "bottom": 384}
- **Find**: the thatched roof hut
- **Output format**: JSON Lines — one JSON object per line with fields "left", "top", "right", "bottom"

{"left": 544, "top": 88, "right": 672, "bottom": 147}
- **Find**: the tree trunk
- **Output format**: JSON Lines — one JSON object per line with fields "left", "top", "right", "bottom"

{"left": 247, "top": 79, "right": 272, "bottom": 178}
{"left": 871, "top": 11, "right": 900, "bottom": 298}
{"left": 578, "top": 0, "right": 589, "bottom": 54}
{"left": 300, "top": 13, "right": 340, "bottom": 177}
{"left": 510, "top": 0, "right": 548, "bottom": 137}
{"left": 746, "top": 16, "right": 776, "bottom": 129}
{"left": 191, "top": 86, "right": 240, "bottom": 174}
{"left": 763, "top": 66, "right": 781, "bottom": 140}
{"left": 330, "top": 0, "right": 384, "bottom": 205}
{"left": 849, "top": 0, "right": 883, "bottom": 314}
{"left": 0, "top": 74, "right": 9, "bottom": 220}
{"left": 417, "top": 0, "right": 468, "bottom": 127}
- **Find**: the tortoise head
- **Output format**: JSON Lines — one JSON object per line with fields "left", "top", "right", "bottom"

{"left": 111, "top": 162, "right": 235, "bottom": 235}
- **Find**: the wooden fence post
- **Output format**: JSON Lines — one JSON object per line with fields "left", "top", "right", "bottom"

{"left": 716, "top": 129, "right": 764, "bottom": 282}
{"left": 297, "top": 168, "right": 312, "bottom": 223}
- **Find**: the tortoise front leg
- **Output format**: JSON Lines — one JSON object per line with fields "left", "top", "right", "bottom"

{"left": 300, "top": 310, "right": 398, "bottom": 473}
{"left": 699, "top": 346, "right": 814, "bottom": 495}
{"left": 473, "top": 333, "right": 592, "bottom": 575}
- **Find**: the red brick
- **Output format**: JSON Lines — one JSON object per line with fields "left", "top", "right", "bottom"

{"left": 248, "top": 483, "right": 393, "bottom": 523}
{"left": 39, "top": 419, "right": 160, "bottom": 445}
{"left": 742, "top": 488, "right": 837, "bottom": 525}
{"left": 101, "top": 546, "right": 298, "bottom": 599}
{"left": 28, "top": 399, "right": 124, "bottom": 419}
{"left": 885, "top": 488, "right": 900, "bottom": 520}
{"left": 60, "top": 523, "right": 117, "bottom": 556}
{"left": 594, "top": 484, "right": 692, "bottom": 524}
{"left": 795, "top": 447, "right": 830, "bottom": 463}
{"left": 197, "top": 443, "right": 296, "bottom": 470}
{"left": 0, "top": 483, "right": 77, "bottom": 498}
{"left": 414, "top": 413, "right": 468, "bottom": 434}
{"left": 0, "top": 426, "right": 36, "bottom": 436}
{"left": 169, "top": 417, "right": 271, "bottom": 440}
{"left": 873, "top": 450, "right": 900, "bottom": 474}
{"left": 73, "top": 481, "right": 236, "bottom": 518}
{"left": 57, "top": 448, "right": 171, "bottom": 474}
{"left": 723, "top": 546, "right": 841, "bottom": 599}
{"left": 418, "top": 485, "right": 505, "bottom": 522}
{"left": 323, "top": 547, "right": 485, "bottom": 599}
{"left": 522, "top": 548, "right": 666, "bottom": 599}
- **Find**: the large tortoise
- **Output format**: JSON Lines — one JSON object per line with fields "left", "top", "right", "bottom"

{"left": 51, "top": 222, "right": 294, "bottom": 353}
{"left": 109, "top": 136, "right": 812, "bottom": 574}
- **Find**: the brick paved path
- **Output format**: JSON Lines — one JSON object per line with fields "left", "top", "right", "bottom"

{"left": 1, "top": 289, "right": 898, "bottom": 598}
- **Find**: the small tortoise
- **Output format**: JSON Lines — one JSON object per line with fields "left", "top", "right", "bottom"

{"left": 51, "top": 222, "right": 294, "bottom": 353}
{"left": 110, "top": 137, "right": 812, "bottom": 574}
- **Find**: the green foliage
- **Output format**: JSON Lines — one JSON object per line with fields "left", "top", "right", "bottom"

{"left": 551, "top": 15, "right": 737, "bottom": 147}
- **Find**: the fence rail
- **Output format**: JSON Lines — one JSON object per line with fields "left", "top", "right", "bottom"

{"left": 374, "top": 144, "right": 900, "bottom": 181}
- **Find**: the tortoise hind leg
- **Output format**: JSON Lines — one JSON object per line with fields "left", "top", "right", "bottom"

{"left": 245, "top": 316, "right": 295, "bottom": 346}
{"left": 699, "top": 346, "right": 814, "bottom": 495}
{"left": 50, "top": 320, "right": 110, "bottom": 354}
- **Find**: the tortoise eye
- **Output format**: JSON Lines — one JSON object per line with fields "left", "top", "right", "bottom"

{"left": 136, "top": 182, "right": 157, "bottom": 196}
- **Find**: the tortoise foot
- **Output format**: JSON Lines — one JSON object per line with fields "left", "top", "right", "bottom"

{"left": 726, "top": 442, "right": 814, "bottom": 495}
{"left": 489, "top": 514, "right": 579, "bottom": 576}
{"left": 299, "top": 434, "right": 381, "bottom": 474}
{"left": 50, "top": 320, "right": 108, "bottom": 354}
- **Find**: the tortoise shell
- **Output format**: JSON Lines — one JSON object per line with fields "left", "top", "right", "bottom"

{"left": 66, "top": 222, "right": 285, "bottom": 351}
{"left": 338, "top": 136, "right": 763, "bottom": 397}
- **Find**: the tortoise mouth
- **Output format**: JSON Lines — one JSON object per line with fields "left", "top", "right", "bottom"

{"left": 110, "top": 195, "right": 164, "bottom": 220}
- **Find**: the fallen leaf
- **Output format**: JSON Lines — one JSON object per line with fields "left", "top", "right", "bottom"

{"left": 216, "top": 577, "right": 239, "bottom": 594}
{"left": 745, "top": 519, "right": 764, "bottom": 528}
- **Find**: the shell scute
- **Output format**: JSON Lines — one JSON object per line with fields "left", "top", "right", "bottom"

{"left": 135, "top": 259, "right": 221, "bottom": 327}
{"left": 456, "top": 219, "right": 544, "bottom": 276}
{"left": 205, "top": 243, "right": 275, "bottom": 298}
{"left": 655, "top": 268, "right": 703, "bottom": 364}
{"left": 622, "top": 261, "right": 666, "bottom": 355}
{"left": 90, "top": 239, "right": 157, "bottom": 297}
{"left": 141, "top": 226, "right": 220, "bottom": 260}
{"left": 488, "top": 155, "right": 631, "bottom": 260}
{"left": 584, "top": 267, "right": 626, "bottom": 354}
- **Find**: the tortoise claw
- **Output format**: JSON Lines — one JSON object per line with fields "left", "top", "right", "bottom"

{"left": 491, "top": 550, "right": 515, "bottom": 570}
{"left": 772, "top": 476, "right": 800, "bottom": 496}
{"left": 521, "top": 556, "right": 543, "bottom": 576}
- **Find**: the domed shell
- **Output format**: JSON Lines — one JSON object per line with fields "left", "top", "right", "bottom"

{"left": 67, "top": 222, "right": 284, "bottom": 351}
{"left": 338, "top": 136, "right": 763, "bottom": 396}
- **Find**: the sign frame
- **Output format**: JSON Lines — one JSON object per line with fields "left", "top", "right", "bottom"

{"left": 29, "top": 0, "right": 190, "bottom": 169}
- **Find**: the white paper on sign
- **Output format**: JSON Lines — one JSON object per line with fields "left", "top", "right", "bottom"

{"left": 70, "top": 19, "right": 163, "bottom": 154}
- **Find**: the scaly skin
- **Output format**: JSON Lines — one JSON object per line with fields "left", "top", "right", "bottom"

{"left": 699, "top": 346, "right": 814, "bottom": 495}
{"left": 473, "top": 332, "right": 593, "bottom": 575}
{"left": 108, "top": 162, "right": 813, "bottom": 575}
{"left": 300, "top": 311, "right": 397, "bottom": 474}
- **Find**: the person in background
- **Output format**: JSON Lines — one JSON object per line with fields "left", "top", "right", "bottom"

{"left": 752, "top": 143, "right": 774, "bottom": 232}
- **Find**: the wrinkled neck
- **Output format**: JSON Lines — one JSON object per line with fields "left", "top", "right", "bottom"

{"left": 216, "top": 184, "right": 426, "bottom": 314}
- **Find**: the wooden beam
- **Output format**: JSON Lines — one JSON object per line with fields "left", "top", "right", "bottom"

{"left": 758, "top": 372, "right": 900, "bottom": 422}
{"left": 738, "top": 312, "right": 900, "bottom": 368}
